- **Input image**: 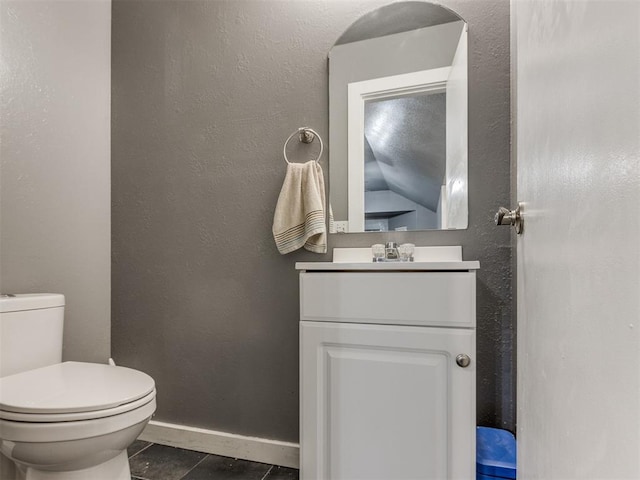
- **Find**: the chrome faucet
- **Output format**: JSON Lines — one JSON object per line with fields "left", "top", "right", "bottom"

{"left": 385, "top": 242, "right": 399, "bottom": 261}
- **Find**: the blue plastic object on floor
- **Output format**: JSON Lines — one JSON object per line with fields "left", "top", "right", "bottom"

{"left": 476, "top": 426, "right": 517, "bottom": 479}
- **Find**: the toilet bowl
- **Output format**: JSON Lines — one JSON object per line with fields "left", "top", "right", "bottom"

{"left": 0, "top": 294, "right": 157, "bottom": 480}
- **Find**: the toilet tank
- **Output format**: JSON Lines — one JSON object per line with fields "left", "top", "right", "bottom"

{"left": 0, "top": 294, "right": 65, "bottom": 378}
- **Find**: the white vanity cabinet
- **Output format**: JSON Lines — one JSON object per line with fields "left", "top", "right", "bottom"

{"left": 297, "top": 261, "right": 479, "bottom": 480}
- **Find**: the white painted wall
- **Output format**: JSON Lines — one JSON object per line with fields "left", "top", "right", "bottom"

{"left": 515, "top": 0, "right": 640, "bottom": 478}
{"left": 445, "top": 27, "right": 468, "bottom": 229}
{"left": 0, "top": 0, "right": 112, "bottom": 363}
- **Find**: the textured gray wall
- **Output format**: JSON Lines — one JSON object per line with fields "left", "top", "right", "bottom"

{"left": 1, "top": 0, "right": 112, "bottom": 364}
{"left": 112, "top": 0, "right": 512, "bottom": 442}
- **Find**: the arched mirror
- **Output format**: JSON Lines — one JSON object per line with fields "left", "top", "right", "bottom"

{"left": 329, "top": 1, "right": 468, "bottom": 233}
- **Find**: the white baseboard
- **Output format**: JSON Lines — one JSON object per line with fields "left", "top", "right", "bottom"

{"left": 138, "top": 420, "right": 300, "bottom": 469}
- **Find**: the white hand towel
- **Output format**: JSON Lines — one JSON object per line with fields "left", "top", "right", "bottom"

{"left": 273, "top": 160, "right": 327, "bottom": 254}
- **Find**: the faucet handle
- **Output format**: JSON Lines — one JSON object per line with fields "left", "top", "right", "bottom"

{"left": 371, "top": 244, "right": 386, "bottom": 262}
{"left": 398, "top": 243, "right": 415, "bottom": 262}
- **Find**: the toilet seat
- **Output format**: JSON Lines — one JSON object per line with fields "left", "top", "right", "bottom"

{"left": 0, "top": 395, "right": 156, "bottom": 443}
{"left": 0, "top": 361, "right": 157, "bottom": 444}
{"left": 0, "top": 361, "right": 155, "bottom": 418}
{"left": 0, "top": 389, "right": 156, "bottom": 422}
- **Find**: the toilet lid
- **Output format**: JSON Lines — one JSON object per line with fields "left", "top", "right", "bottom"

{"left": 0, "top": 361, "right": 155, "bottom": 414}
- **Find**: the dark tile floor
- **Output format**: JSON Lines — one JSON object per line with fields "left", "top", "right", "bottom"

{"left": 128, "top": 440, "right": 299, "bottom": 480}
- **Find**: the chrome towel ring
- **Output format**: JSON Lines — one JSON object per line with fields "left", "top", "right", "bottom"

{"left": 283, "top": 127, "right": 324, "bottom": 164}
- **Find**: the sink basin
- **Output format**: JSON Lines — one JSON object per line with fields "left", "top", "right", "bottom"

{"left": 332, "top": 246, "right": 462, "bottom": 263}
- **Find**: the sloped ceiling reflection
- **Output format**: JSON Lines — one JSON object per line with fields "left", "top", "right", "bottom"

{"left": 364, "top": 93, "right": 446, "bottom": 212}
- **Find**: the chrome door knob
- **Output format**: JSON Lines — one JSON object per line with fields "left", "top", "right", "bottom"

{"left": 494, "top": 203, "right": 523, "bottom": 234}
{"left": 456, "top": 354, "right": 471, "bottom": 368}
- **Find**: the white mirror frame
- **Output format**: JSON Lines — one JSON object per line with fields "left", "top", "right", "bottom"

{"left": 346, "top": 66, "right": 451, "bottom": 232}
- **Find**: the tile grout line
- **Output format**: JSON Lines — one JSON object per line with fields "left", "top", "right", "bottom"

{"left": 131, "top": 475, "right": 152, "bottom": 480}
{"left": 128, "top": 442, "right": 154, "bottom": 460}
{"left": 177, "top": 453, "right": 211, "bottom": 480}
{"left": 128, "top": 441, "right": 154, "bottom": 480}
{"left": 260, "top": 465, "right": 275, "bottom": 480}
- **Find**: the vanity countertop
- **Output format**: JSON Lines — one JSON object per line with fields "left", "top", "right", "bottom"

{"left": 295, "top": 261, "right": 480, "bottom": 271}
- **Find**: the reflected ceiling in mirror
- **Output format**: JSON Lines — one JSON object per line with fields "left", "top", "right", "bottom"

{"left": 365, "top": 93, "right": 446, "bottom": 215}
{"left": 329, "top": 2, "right": 468, "bottom": 233}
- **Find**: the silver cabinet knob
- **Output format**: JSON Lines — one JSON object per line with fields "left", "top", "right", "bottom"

{"left": 494, "top": 203, "right": 523, "bottom": 234}
{"left": 456, "top": 354, "right": 471, "bottom": 368}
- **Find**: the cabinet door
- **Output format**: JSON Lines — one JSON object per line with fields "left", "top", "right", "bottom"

{"left": 301, "top": 321, "right": 475, "bottom": 480}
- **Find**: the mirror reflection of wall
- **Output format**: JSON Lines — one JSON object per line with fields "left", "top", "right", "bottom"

{"left": 329, "top": 2, "right": 468, "bottom": 233}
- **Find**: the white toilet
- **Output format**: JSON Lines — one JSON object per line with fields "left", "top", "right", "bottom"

{"left": 0, "top": 293, "right": 156, "bottom": 480}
